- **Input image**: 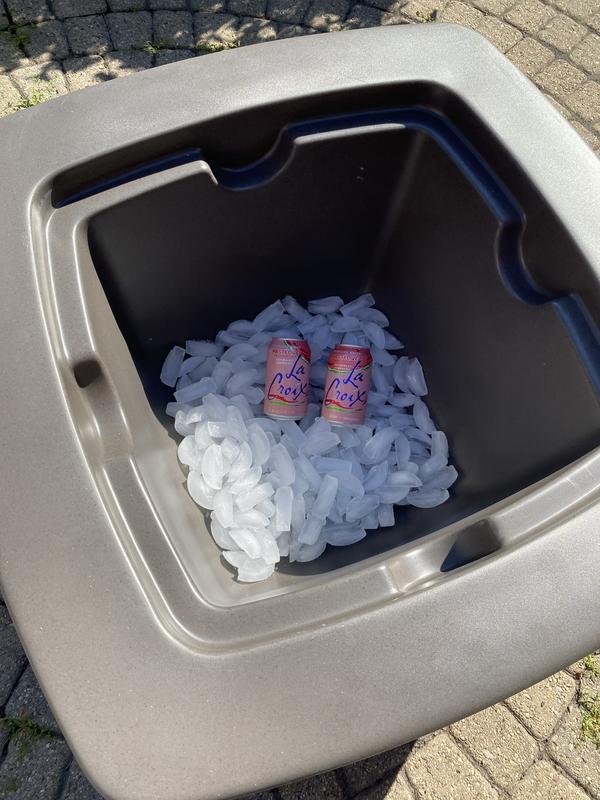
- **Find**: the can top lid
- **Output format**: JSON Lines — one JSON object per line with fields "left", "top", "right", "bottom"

{"left": 335, "top": 344, "right": 371, "bottom": 352}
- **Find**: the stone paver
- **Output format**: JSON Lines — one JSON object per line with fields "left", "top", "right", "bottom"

{"left": 106, "top": 11, "right": 152, "bottom": 49}
{"left": 64, "top": 15, "right": 112, "bottom": 55}
{"left": 53, "top": 0, "right": 108, "bottom": 19}
{"left": 4, "top": 0, "right": 50, "bottom": 25}
{"left": 0, "top": 738, "right": 71, "bottom": 799}
{"left": 512, "top": 759, "right": 590, "bottom": 800}
{"left": 59, "top": 759, "right": 104, "bottom": 800}
{"left": 0, "top": 2, "right": 599, "bottom": 797}
{"left": 549, "top": 703, "right": 600, "bottom": 797}
{"left": 20, "top": 20, "right": 70, "bottom": 62}
{"left": 506, "top": 671, "right": 578, "bottom": 739}
{"left": 450, "top": 703, "right": 538, "bottom": 790}
{"left": 63, "top": 54, "right": 108, "bottom": 90}
{"left": 0, "top": 72, "right": 20, "bottom": 113}
{"left": 404, "top": 733, "right": 499, "bottom": 799}
{"left": 154, "top": 9, "right": 194, "bottom": 47}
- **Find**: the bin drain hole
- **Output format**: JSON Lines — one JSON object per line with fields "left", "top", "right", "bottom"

{"left": 73, "top": 359, "right": 102, "bottom": 389}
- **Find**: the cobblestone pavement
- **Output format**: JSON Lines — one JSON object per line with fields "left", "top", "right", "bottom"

{"left": 1, "top": 589, "right": 600, "bottom": 798}
{"left": 1, "top": 0, "right": 600, "bottom": 798}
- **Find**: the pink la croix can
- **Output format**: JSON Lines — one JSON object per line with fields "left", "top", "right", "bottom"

{"left": 264, "top": 338, "right": 311, "bottom": 420}
{"left": 322, "top": 344, "right": 372, "bottom": 426}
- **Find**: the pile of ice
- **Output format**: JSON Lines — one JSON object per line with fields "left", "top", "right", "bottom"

{"left": 161, "top": 294, "right": 457, "bottom": 582}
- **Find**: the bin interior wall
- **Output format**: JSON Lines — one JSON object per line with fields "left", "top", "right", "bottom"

{"left": 87, "top": 124, "right": 600, "bottom": 574}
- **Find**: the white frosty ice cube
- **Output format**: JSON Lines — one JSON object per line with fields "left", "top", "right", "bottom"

{"left": 363, "top": 461, "right": 389, "bottom": 492}
{"left": 311, "top": 474, "right": 338, "bottom": 520}
{"left": 248, "top": 423, "right": 271, "bottom": 467}
{"left": 187, "top": 470, "right": 215, "bottom": 509}
{"left": 213, "top": 487, "right": 234, "bottom": 526}
{"left": 228, "top": 441, "right": 253, "bottom": 481}
{"left": 308, "top": 296, "right": 344, "bottom": 314}
{"left": 211, "top": 516, "right": 237, "bottom": 549}
{"left": 361, "top": 427, "right": 398, "bottom": 464}
{"left": 282, "top": 295, "right": 311, "bottom": 323}
{"left": 296, "top": 538, "right": 327, "bottom": 562}
{"left": 407, "top": 488, "right": 449, "bottom": 508}
{"left": 229, "top": 527, "right": 262, "bottom": 558}
{"left": 407, "top": 358, "right": 428, "bottom": 396}
{"left": 253, "top": 300, "right": 285, "bottom": 332}
{"left": 235, "top": 482, "right": 274, "bottom": 512}
{"left": 178, "top": 436, "right": 200, "bottom": 469}
{"left": 299, "top": 515, "right": 324, "bottom": 545}
{"left": 237, "top": 557, "right": 275, "bottom": 582}
{"left": 222, "top": 343, "right": 259, "bottom": 362}
{"left": 269, "top": 443, "right": 296, "bottom": 486}
{"left": 201, "top": 443, "right": 224, "bottom": 490}
{"left": 229, "top": 464, "right": 262, "bottom": 494}
{"left": 361, "top": 321, "right": 386, "bottom": 349}
{"left": 378, "top": 504, "right": 395, "bottom": 527}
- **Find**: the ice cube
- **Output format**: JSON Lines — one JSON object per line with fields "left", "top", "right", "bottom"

{"left": 253, "top": 300, "right": 285, "bottom": 332}
{"left": 218, "top": 330, "right": 247, "bottom": 347}
{"left": 201, "top": 443, "right": 225, "bottom": 490}
{"left": 312, "top": 474, "right": 338, "bottom": 520}
{"left": 190, "top": 356, "right": 219, "bottom": 381}
{"left": 290, "top": 491, "right": 306, "bottom": 532}
{"left": 294, "top": 453, "right": 321, "bottom": 492}
{"left": 222, "top": 343, "right": 259, "bottom": 362}
{"left": 256, "top": 498, "right": 276, "bottom": 517}
{"left": 273, "top": 486, "right": 293, "bottom": 532}
{"left": 405, "top": 427, "right": 432, "bottom": 446}
{"left": 312, "top": 456, "right": 352, "bottom": 474}
{"left": 235, "top": 482, "right": 274, "bottom": 512}
{"left": 229, "top": 464, "right": 262, "bottom": 494}
{"left": 213, "top": 488, "right": 234, "bottom": 526}
{"left": 361, "top": 427, "right": 398, "bottom": 464}
{"left": 166, "top": 401, "right": 189, "bottom": 418}
{"left": 370, "top": 346, "right": 395, "bottom": 366}
{"left": 362, "top": 512, "right": 379, "bottom": 530}
{"left": 296, "top": 538, "right": 327, "bottom": 562}
{"left": 324, "top": 524, "right": 367, "bottom": 546}
{"left": 211, "top": 361, "right": 233, "bottom": 391}
{"left": 237, "top": 558, "right": 275, "bottom": 583}
{"left": 361, "top": 321, "right": 386, "bottom": 349}
{"left": 298, "top": 314, "right": 327, "bottom": 336}
{"left": 228, "top": 441, "right": 253, "bottom": 482}
{"left": 229, "top": 527, "right": 262, "bottom": 558}
{"left": 390, "top": 392, "right": 418, "bottom": 408}
{"left": 176, "top": 374, "right": 192, "bottom": 392}
{"left": 346, "top": 494, "right": 379, "bottom": 522}
{"left": 308, "top": 296, "right": 344, "bottom": 314}
{"left": 408, "top": 488, "right": 449, "bottom": 508}
{"left": 377, "top": 485, "right": 410, "bottom": 504}
{"left": 248, "top": 331, "right": 273, "bottom": 348}
{"left": 363, "top": 461, "right": 389, "bottom": 492}
{"left": 227, "top": 320, "right": 257, "bottom": 337}
{"left": 372, "top": 365, "right": 393, "bottom": 398}
{"left": 280, "top": 434, "right": 298, "bottom": 458}
{"left": 386, "top": 469, "right": 422, "bottom": 488}
{"left": 248, "top": 423, "right": 271, "bottom": 467}
{"left": 302, "top": 431, "right": 341, "bottom": 457}
{"left": 330, "top": 314, "right": 362, "bottom": 333}
{"left": 378, "top": 504, "right": 395, "bottom": 527}
{"left": 413, "top": 399, "right": 436, "bottom": 434}
{"left": 209, "top": 518, "right": 236, "bottom": 551}
{"left": 178, "top": 355, "right": 205, "bottom": 378}
{"left": 194, "top": 421, "right": 213, "bottom": 450}
{"left": 174, "top": 377, "right": 218, "bottom": 404}
{"left": 277, "top": 531, "right": 291, "bottom": 557}
{"left": 222, "top": 550, "right": 247, "bottom": 569}
{"left": 225, "top": 368, "right": 259, "bottom": 397}
{"left": 407, "top": 358, "right": 428, "bottom": 396}
{"left": 423, "top": 465, "right": 458, "bottom": 490}
{"left": 187, "top": 471, "right": 215, "bottom": 509}
{"left": 186, "top": 340, "right": 224, "bottom": 358}
{"left": 282, "top": 295, "right": 311, "bottom": 323}
{"left": 340, "top": 293, "right": 375, "bottom": 316}
{"left": 174, "top": 410, "right": 196, "bottom": 437}
{"left": 178, "top": 436, "right": 200, "bottom": 469}
{"left": 383, "top": 330, "right": 403, "bottom": 350}
{"left": 367, "top": 391, "right": 387, "bottom": 407}
{"left": 299, "top": 515, "right": 324, "bottom": 545}
{"left": 269, "top": 443, "right": 296, "bottom": 486}
{"left": 338, "top": 426, "right": 361, "bottom": 448}
{"left": 329, "top": 470, "right": 365, "bottom": 498}
{"left": 255, "top": 529, "right": 280, "bottom": 564}
{"left": 419, "top": 453, "right": 448, "bottom": 481}
{"left": 431, "top": 430, "right": 449, "bottom": 461}
{"left": 221, "top": 437, "right": 240, "bottom": 464}
{"left": 241, "top": 386, "right": 264, "bottom": 405}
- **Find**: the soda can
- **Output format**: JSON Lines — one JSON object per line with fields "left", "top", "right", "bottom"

{"left": 264, "top": 338, "right": 311, "bottom": 420}
{"left": 322, "top": 344, "right": 372, "bottom": 426}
